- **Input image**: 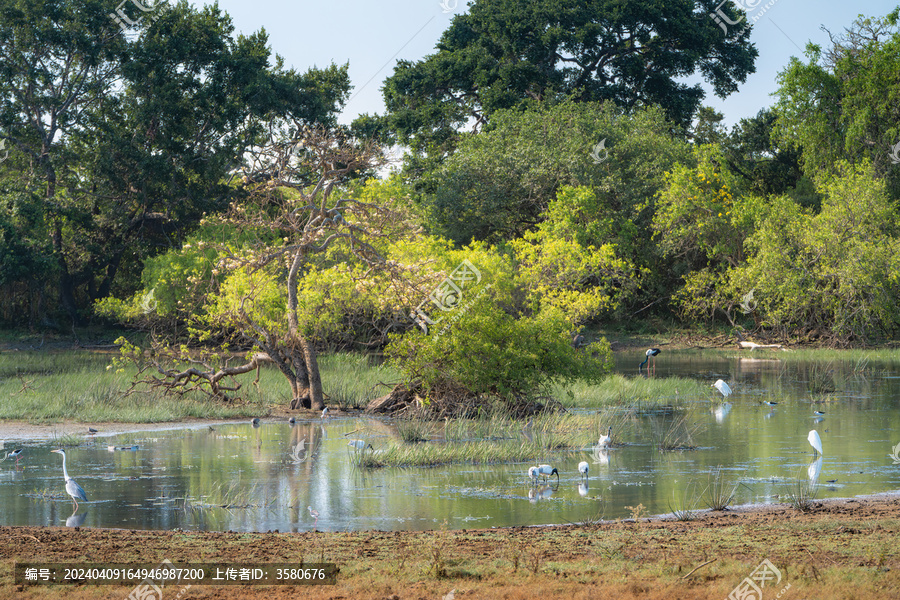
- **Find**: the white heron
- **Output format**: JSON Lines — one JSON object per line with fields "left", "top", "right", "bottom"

{"left": 808, "top": 430, "right": 823, "bottom": 456}
{"left": 577, "top": 461, "right": 589, "bottom": 480}
{"left": 308, "top": 505, "right": 319, "bottom": 527}
{"left": 51, "top": 449, "right": 87, "bottom": 511}
{"left": 321, "top": 407, "right": 330, "bottom": 419}
{"left": 711, "top": 379, "right": 732, "bottom": 398}
{"left": 597, "top": 426, "right": 612, "bottom": 448}
{"left": 347, "top": 439, "right": 373, "bottom": 451}
{"left": 536, "top": 464, "right": 559, "bottom": 483}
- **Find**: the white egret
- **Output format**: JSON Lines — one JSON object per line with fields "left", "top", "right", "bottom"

{"left": 50, "top": 449, "right": 87, "bottom": 510}
{"left": 308, "top": 505, "right": 319, "bottom": 527}
{"left": 577, "top": 461, "right": 589, "bottom": 480}
{"left": 536, "top": 464, "right": 559, "bottom": 483}
{"left": 639, "top": 348, "right": 661, "bottom": 373}
{"left": 321, "top": 407, "right": 330, "bottom": 419}
{"left": 808, "top": 430, "right": 823, "bottom": 456}
{"left": 597, "top": 426, "right": 612, "bottom": 448}
{"left": 711, "top": 379, "right": 732, "bottom": 398}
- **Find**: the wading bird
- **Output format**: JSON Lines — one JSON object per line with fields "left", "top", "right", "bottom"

{"left": 762, "top": 400, "right": 777, "bottom": 407}
{"left": 639, "top": 348, "right": 661, "bottom": 373}
{"left": 808, "top": 430, "right": 823, "bottom": 456}
{"left": 308, "top": 506, "right": 319, "bottom": 527}
{"left": 597, "top": 426, "right": 612, "bottom": 448}
{"left": 536, "top": 464, "right": 559, "bottom": 483}
{"left": 712, "top": 379, "right": 732, "bottom": 398}
{"left": 250, "top": 418, "right": 260, "bottom": 427}
{"left": 578, "top": 461, "right": 589, "bottom": 480}
{"left": 51, "top": 449, "right": 87, "bottom": 511}
{"left": 4, "top": 448, "right": 23, "bottom": 465}
{"left": 87, "top": 428, "right": 98, "bottom": 435}
{"left": 527, "top": 466, "right": 539, "bottom": 484}
{"left": 347, "top": 439, "right": 373, "bottom": 451}
{"left": 813, "top": 410, "right": 825, "bottom": 416}
{"left": 321, "top": 407, "right": 330, "bottom": 419}
{"left": 288, "top": 417, "right": 296, "bottom": 425}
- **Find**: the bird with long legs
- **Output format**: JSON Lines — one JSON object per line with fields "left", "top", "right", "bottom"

{"left": 308, "top": 506, "right": 319, "bottom": 528}
{"left": 808, "top": 430, "right": 823, "bottom": 457}
{"left": 4, "top": 448, "right": 23, "bottom": 466}
{"left": 50, "top": 449, "right": 87, "bottom": 511}
{"left": 639, "top": 349, "right": 661, "bottom": 374}
{"left": 577, "top": 461, "right": 589, "bottom": 480}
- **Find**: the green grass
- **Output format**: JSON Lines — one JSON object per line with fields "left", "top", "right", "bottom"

{"left": 0, "top": 349, "right": 397, "bottom": 424}
{"left": 553, "top": 373, "right": 707, "bottom": 409}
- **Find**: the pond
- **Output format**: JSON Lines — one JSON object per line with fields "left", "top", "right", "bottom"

{"left": 2, "top": 351, "right": 900, "bottom": 532}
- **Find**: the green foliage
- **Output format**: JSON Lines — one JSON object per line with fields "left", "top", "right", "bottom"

{"left": 736, "top": 162, "right": 900, "bottom": 341}
{"left": 423, "top": 100, "right": 691, "bottom": 247}
{"left": 386, "top": 243, "right": 613, "bottom": 403}
{"left": 383, "top": 0, "right": 757, "bottom": 166}
{"left": 773, "top": 9, "right": 900, "bottom": 197}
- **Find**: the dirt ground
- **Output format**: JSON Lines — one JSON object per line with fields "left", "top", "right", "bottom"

{"left": 3, "top": 496, "right": 900, "bottom": 600}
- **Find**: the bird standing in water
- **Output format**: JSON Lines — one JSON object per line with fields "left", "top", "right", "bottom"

{"left": 308, "top": 506, "right": 319, "bottom": 528}
{"left": 51, "top": 449, "right": 87, "bottom": 511}
{"left": 4, "top": 448, "right": 24, "bottom": 466}
{"left": 639, "top": 348, "right": 661, "bottom": 374}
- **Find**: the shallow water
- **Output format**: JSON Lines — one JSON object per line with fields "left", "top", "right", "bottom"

{"left": 2, "top": 351, "right": 900, "bottom": 532}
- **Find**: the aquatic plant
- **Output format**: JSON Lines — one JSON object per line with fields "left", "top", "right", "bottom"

{"left": 702, "top": 466, "right": 738, "bottom": 511}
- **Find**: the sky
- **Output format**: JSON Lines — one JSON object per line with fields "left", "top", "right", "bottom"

{"left": 190, "top": 0, "right": 900, "bottom": 129}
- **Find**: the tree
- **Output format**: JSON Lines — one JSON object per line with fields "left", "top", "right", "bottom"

{"left": 0, "top": 0, "right": 350, "bottom": 326}
{"left": 110, "top": 125, "right": 415, "bottom": 410}
{"left": 773, "top": 9, "right": 900, "bottom": 197}
{"left": 422, "top": 100, "right": 691, "bottom": 249}
{"left": 383, "top": 0, "right": 757, "bottom": 172}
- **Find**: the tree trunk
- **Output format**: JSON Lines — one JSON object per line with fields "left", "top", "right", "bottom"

{"left": 301, "top": 336, "right": 324, "bottom": 410}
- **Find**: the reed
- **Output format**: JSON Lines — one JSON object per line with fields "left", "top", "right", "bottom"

{"left": 702, "top": 466, "right": 739, "bottom": 511}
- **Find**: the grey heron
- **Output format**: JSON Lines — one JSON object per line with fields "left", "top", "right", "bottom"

{"left": 51, "top": 449, "right": 87, "bottom": 510}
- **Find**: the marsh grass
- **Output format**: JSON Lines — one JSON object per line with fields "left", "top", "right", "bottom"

{"left": 785, "top": 475, "right": 820, "bottom": 513}
{"left": 649, "top": 414, "right": 703, "bottom": 452}
{"left": 668, "top": 484, "right": 702, "bottom": 521}
{"left": 553, "top": 374, "right": 704, "bottom": 409}
{"left": 192, "top": 480, "right": 273, "bottom": 509}
{"left": 0, "top": 349, "right": 398, "bottom": 423}
{"left": 702, "top": 466, "right": 739, "bottom": 511}
{"left": 397, "top": 419, "right": 431, "bottom": 442}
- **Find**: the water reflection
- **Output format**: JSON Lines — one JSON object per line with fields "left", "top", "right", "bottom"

{"left": 1, "top": 352, "right": 900, "bottom": 532}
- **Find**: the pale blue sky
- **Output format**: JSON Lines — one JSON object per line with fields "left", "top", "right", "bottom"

{"left": 195, "top": 0, "right": 899, "bottom": 128}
